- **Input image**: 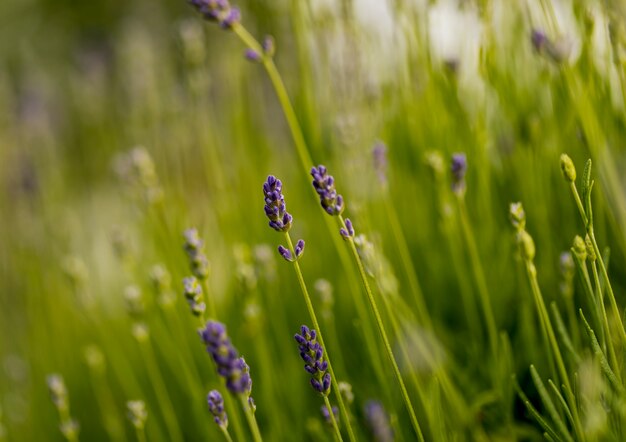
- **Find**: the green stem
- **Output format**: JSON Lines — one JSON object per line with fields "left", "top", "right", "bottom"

{"left": 284, "top": 233, "right": 352, "bottom": 442}
{"left": 382, "top": 195, "right": 431, "bottom": 328}
{"left": 457, "top": 196, "right": 498, "bottom": 356}
{"left": 239, "top": 395, "right": 263, "bottom": 442}
{"left": 220, "top": 426, "right": 234, "bottom": 442}
{"left": 135, "top": 427, "right": 147, "bottom": 442}
{"left": 339, "top": 216, "right": 424, "bottom": 442}
{"left": 591, "top": 261, "right": 620, "bottom": 381}
{"left": 323, "top": 397, "right": 343, "bottom": 442}
{"left": 589, "top": 230, "right": 626, "bottom": 344}
{"left": 523, "top": 260, "right": 585, "bottom": 441}
{"left": 138, "top": 339, "right": 184, "bottom": 442}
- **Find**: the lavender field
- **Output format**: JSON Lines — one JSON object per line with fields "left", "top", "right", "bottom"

{"left": 2, "top": 0, "right": 626, "bottom": 440}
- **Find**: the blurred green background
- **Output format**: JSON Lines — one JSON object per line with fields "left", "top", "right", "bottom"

{"left": 2, "top": 0, "right": 626, "bottom": 440}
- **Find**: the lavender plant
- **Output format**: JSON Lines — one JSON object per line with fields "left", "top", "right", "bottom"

{"left": 262, "top": 175, "right": 356, "bottom": 442}
{"left": 309, "top": 164, "right": 424, "bottom": 441}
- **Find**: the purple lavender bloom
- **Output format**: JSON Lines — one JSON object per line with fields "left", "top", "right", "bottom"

{"left": 450, "top": 153, "right": 467, "bottom": 195}
{"left": 320, "top": 405, "right": 339, "bottom": 426}
{"left": 207, "top": 390, "right": 228, "bottom": 429}
{"left": 311, "top": 165, "right": 344, "bottom": 216}
{"left": 531, "top": 29, "right": 548, "bottom": 52}
{"left": 263, "top": 176, "right": 293, "bottom": 232}
{"left": 200, "top": 321, "right": 254, "bottom": 398}
{"left": 183, "top": 228, "right": 210, "bottom": 280}
{"left": 182, "top": 276, "right": 206, "bottom": 316}
{"left": 245, "top": 48, "right": 261, "bottom": 62}
{"left": 187, "top": 0, "right": 240, "bottom": 29}
{"left": 372, "top": 141, "right": 388, "bottom": 184}
{"left": 339, "top": 218, "right": 355, "bottom": 240}
{"left": 364, "top": 401, "right": 394, "bottom": 442}
{"left": 294, "top": 325, "right": 331, "bottom": 396}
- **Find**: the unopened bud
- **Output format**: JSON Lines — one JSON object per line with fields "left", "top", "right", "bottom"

{"left": 560, "top": 154, "right": 577, "bottom": 182}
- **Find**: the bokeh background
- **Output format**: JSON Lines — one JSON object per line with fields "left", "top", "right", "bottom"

{"left": 2, "top": 0, "right": 626, "bottom": 440}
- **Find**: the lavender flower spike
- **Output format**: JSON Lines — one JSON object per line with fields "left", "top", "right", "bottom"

{"left": 187, "top": 0, "right": 241, "bottom": 29}
{"left": 200, "top": 321, "right": 254, "bottom": 401}
{"left": 182, "top": 276, "right": 206, "bottom": 316}
{"left": 263, "top": 175, "right": 293, "bottom": 232}
{"left": 294, "top": 325, "right": 331, "bottom": 396}
{"left": 311, "top": 165, "right": 344, "bottom": 216}
{"left": 364, "top": 401, "right": 394, "bottom": 442}
{"left": 183, "top": 228, "right": 210, "bottom": 279}
{"left": 450, "top": 153, "right": 467, "bottom": 195}
{"left": 207, "top": 390, "right": 228, "bottom": 429}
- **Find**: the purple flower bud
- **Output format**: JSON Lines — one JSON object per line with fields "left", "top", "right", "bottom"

{"left": 187, "top": 0, "right": 240, "bottom": 31}
{"left": 278, "top": 245, "right": 292, "bottom": 261}
{"left": 245, "top": 49, "right": 261, "bottom": 62}
{"left": 207, "top": 390, "right": 228, "bottom": 429}
{"left": 294, "top": 325, "right": 331, "bottom": 396}
{"left": 311, "top": 165, "right": 345, "bottom": 216}
{"left": 220, "top": 7, "right": 240, "bottom": 28}
{"left": 340, "top": 218, "right": 355, "bottom": 240}
{"left": 451, "top": 153, "right": 467, "bottom": 195}
{"left": 294, "top": 239, "right": 305, "bottom": 258}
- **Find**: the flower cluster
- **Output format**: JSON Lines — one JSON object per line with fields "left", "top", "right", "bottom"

{"left": 294, "top": 325, "right": 331, "bottom": 396}
{"left": 207, "top": 390, "right": 228, "bottom": 429}
{"left": 263, "top": 176, "right": 293, "bottom": 232}
{"left": 183, "top": 276, "right": 206, "bottom": 316}
{"left": 188, "top": 0, "right": 241, "bottom": 29}
{"left": 183, "top": 228, "right": 210, "bottom": 280}
{"left": 450, "top": 153, "right": 467, "bottom": 195}
{"left": 311, "top": 165, "right": 344, "bottom": 216}
{"left": 200, "top": 321, "right": 253, "bottom": 398}
{"left": 47, "top": 374, "right": 80, "bottom": 440}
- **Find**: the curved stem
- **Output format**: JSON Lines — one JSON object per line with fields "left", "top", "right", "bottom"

{"left": 338, "top": 216, "right": 424, "bottom": 441}
{"left": 138, "top": 339, "right": 184, "bottom": 442}
{"left": 284, "top": 233, "right": 353, "bottom": 442}
{"left": 382, "top": 195, "right": 431, "bottom": 328}
{"left": 323, "top": 397, "right": 343, "bottom": 442}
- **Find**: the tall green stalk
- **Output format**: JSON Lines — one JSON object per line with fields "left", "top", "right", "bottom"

{"left": 284, "top": 233, "right": 354, "bottom": 442}
{"left": 338, "top": 216, "right": 424, "bottom": 442}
